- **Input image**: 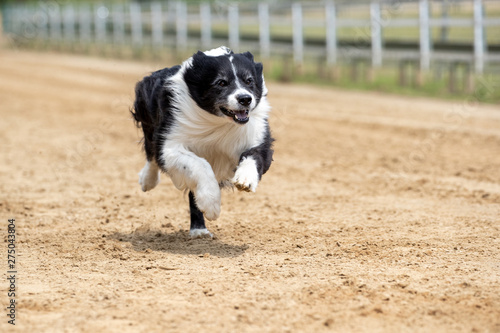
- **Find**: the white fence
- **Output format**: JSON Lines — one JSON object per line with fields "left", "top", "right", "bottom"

{"left": 2, "top": 0, "right": 500, "bottom": 74}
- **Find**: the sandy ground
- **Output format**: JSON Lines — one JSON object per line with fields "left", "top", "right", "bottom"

{"left": 1, "top": 49, "right": 499, "bottom": 333}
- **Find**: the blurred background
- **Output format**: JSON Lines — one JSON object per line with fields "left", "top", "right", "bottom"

{"left": 2, "top": 0, "right": 500, "bottom": 102}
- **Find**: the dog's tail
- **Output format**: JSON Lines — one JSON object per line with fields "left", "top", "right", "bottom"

{"left": 131, "top": 77, "right": 155, "bottom": 128}
{"left": 131, "top": 75, "right": 163, "bottom": 161}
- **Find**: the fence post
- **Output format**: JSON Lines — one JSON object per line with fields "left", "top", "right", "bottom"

{"left": 167, "top": 2, "right": 176, "bottom": 29}
{"left": 449, "top": 62, "right": 457, "bottom": 93}
{"left": 63, "top": 4, "right": 75, "bottom": 43}
{"left": 1, "top": 6, "right": 10, "bottom": 35}
{"left": 130, "top": 2, "right": 143, "bottom": 48}
{"left": 292, "top": 2, "right": 303, "bottom": 66}
{"left": 49, "top": 4, "right": 62, "bottom": 41}
{"left": 79, "top": 4, "right": 91, "bottom": 44}
{"left": 326, "top": 1, "right": 337, "bottom": 66}
{"left": 440, "top": 1, "right": 449, "bottom": 42}
{"left": 9, "top": 7, "right": 19, "bottom": 39}
{"left": 419, "top": 0, "right": 431, "bottom": 72}
{"left": 259, "top": 2, "right": 270, "bottom": 59}
{"left": 95, "top": 4, "right": 108, "bottom": 44}
{"left": 176, "top": 1, "right": 187, "bottom": 51}
{"left": 370, "top": 1, "right": 382, "bottom": 68}
{"left": 200, "top": 2, "right": 212, "bottom": 49}
{"left": 151, "top": 2, "right": 163, "bottom": 49}
{"left": 112, "top": 3, "right": 125, "bottom": 45}
{"left": 35, "top": 5, "right": 49, "bottom": 40}
{"left": 473, "top": 0, "right": 485, "bottom": 74}
{"left": 228, "top": 4, "right": 239, "bottom": 52}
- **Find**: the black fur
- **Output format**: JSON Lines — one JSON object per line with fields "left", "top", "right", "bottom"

{"left": 131, "top": 66, "right": 180, "bottom": 165}
{"left": 189, "top": 191, "right": 206, "bottom": 230}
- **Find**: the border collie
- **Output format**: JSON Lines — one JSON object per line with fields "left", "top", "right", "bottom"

{"left": 131, "top": 46, "right": 274, "bottom": 238}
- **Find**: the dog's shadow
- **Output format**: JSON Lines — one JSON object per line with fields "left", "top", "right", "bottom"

{"left": 109, "top": 228, "right": 248, "bottom": 258}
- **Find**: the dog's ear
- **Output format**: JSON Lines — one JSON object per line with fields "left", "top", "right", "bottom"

{"left": 193, "top": 50, "right": 207, "bottom": 59}
{"left": 191, "top": 51, "right": 209, "bottom": 68}
{"left": 241, "top": 51, "right": 254, "bottom": 62}
{"left": 254, "top": 62, "right": 263, "bottom": 76}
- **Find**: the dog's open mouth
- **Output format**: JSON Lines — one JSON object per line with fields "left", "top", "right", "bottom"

{"left": 220, "top": 107, "right": 250, "bottom": 124}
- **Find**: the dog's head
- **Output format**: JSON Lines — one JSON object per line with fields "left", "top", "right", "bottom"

{"left": 183, "top": 47, "right": 266, "bottom": 125}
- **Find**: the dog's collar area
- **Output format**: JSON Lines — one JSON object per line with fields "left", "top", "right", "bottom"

{"left": 220, "top": 106, "right": 250, "bottom": 124}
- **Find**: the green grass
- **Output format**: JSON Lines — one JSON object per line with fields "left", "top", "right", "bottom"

{"left": 263, "top": 56, "right": 500, "bottom": 104}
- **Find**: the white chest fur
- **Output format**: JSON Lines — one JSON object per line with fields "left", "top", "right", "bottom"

{"left": 168, "top": 101, "right": 269, "bottom": 183}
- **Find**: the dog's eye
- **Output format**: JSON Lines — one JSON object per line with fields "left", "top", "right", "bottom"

{"left": 217, "top": 80, "right": 228, "bottom": 87}
{"left": 245, "top": 77, "right": 253, "bottom": 85}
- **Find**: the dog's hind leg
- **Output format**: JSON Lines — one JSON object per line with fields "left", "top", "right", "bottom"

{"left": 138, "top": 160, "right": 161, "bottom": 192}
{"left": 162, "top": 144, "right": 221, "bottom": 221}
{"left": 188, "top": 191, "right": 213, "bottom": 238}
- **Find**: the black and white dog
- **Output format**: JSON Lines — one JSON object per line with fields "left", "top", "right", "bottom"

{"left": 131, "top": 46, "right": 274, "bottom": 238}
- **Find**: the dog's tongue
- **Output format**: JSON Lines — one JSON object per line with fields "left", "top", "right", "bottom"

{"left": 234, "top": 110, "right": 248, "bottom": 120}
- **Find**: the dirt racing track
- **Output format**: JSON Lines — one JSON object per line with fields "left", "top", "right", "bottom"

{"left": 0, "top": 49, "right": 499, "bottom": 332}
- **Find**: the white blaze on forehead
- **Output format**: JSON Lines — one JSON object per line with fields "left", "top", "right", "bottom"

{"left": 229, "top": 56, "right": 242, "bottom": 89}
{"left": 203, "top": 46, "right": 232, "bottom": 57}
{"left": 226, "top": 55, "right": 256, "bottom": 111}
{"left": 183, "top": 46, "right": 231, "bottom": 71}
{"left": 230, "top": 53, "right": 267, "bottom": 97}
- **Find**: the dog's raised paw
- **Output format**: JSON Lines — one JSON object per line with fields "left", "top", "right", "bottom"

{"left": 189, "top": 228, "right": 214, "bottom": 239}
{"left": 232, "top": 157, "right": 259, "bottom": 192}
{"left": 235, "top": 182, "right": 252, "bottom": 192}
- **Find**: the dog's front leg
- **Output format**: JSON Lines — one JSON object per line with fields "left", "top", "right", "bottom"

{"left": 233, "top": 141, "right": 273, "bottom": 192}
{"left": 232, "top": 156, "right": 261, "bottom": 192}
{"left": 162, "top": 144, "right": 221, "bottom": 221}
{"left": 233, "top": 129, "right": 274, "bottom": 193}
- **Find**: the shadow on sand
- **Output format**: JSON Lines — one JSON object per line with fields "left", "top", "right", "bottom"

{"left": 109, "top": 228, "right": 248, "bottom": 258}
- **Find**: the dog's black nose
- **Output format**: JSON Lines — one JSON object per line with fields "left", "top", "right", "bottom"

{"left": 237, "top": 94, "right": 252, "bottom": 107}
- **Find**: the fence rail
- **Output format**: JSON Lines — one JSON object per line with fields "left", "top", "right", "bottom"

{"left": 2, "top": 0, "right": 500, "bottom": 74}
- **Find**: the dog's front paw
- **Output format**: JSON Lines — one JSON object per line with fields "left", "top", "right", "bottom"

{"left": 195, "top": 181, "right": 221, "bottom": 221}
{"left": 139, "top": 163, "right": 160, "bottom": 192}
{"left": 232, "top": 157, "right": 259, "bottom": 192}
